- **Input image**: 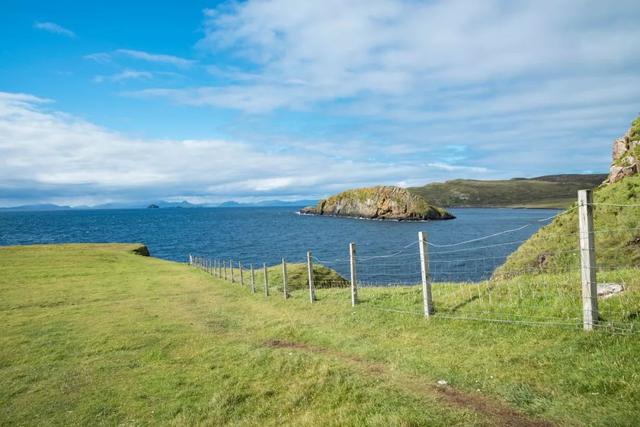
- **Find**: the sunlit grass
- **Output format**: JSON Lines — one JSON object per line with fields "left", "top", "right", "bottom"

{"left": 2, "top": 244, "right": 640, "bottom": 425}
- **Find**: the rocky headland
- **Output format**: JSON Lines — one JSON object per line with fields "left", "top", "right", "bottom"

{"left": 300, "top": 186, "right": 454, "bottom": 221}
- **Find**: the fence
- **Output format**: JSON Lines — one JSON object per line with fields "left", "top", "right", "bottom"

{"left": 189, "top": 190, "right": 640, "bottom": 334}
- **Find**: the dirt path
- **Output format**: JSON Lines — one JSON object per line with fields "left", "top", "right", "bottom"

{"left": 266, "top": 339, "right": 554, "bottom": 427}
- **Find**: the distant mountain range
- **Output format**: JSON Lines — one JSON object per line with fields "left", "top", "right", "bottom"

{"left": 0, "top": 173, "right": 608, "bottom": 212}
{"left": 0, "top": 199, "right": 319, "bottom": 212}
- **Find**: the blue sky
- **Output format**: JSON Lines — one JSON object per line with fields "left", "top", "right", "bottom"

{"left": 1, "top": 0, "right": 639, "bottom": 206}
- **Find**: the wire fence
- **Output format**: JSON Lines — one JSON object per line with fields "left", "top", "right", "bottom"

{"left": 189, "top": 191, "right": 640, "bottom": 334}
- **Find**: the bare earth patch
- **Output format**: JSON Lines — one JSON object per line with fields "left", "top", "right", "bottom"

{"left": 265, "top": 339, "right": 554, "bottom": 427}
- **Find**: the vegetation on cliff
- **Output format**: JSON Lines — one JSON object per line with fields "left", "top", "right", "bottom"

{"left": 408, "top": 174, "right": 606, "bottom": 209}
{"left": 494, "top": 174, "right": 640, "bottom": 278}
{"left": 301, "top": 186, "right": 454, "bottom": 220}
{"left": 495, "top": 117, "right": 640, "bottom": 278}
{"left": 631, "top": 115, "right": 640, "bottom": 140}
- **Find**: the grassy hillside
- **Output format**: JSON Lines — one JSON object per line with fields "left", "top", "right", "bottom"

{"left": 2, "top": 244, "right": 640, "bottom": 425}
{"left": 227, "top": 262, "right": 349, "bottom": 291}
{"left": 494, "top": 174, "right": 640, "bottom": 278}
{"left": 409, "top": 174, "right": 607, "bottom": 208}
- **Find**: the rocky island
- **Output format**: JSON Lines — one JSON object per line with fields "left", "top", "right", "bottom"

{"left": 300, "top": 186, "right": 454, "bottom": 221}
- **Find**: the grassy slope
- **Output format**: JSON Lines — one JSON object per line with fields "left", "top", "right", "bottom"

{"left": 227, "top": 262, "right": 348, "bottom": 292}
{"left": 495, "top": 174, "right": 640, "bottom": 277}
{"left": 409, "top": 174, "right": 607, "bottom": 208}
{"left": 2, "top": 244, "right": 640, "bottom": 425}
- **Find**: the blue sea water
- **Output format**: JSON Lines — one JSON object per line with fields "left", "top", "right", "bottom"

{"left": 0, "top": 207, "right": 558, "bottom": 283}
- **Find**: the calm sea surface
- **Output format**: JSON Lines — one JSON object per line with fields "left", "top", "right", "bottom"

{"left": 0, "top": 207, "right": 558, "bottom": 283}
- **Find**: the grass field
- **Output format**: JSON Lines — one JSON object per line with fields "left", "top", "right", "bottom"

{"left": 2, "top": 244, "right": 640, "bottom": 426}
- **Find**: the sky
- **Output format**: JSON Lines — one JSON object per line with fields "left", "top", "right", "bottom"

{"left": 1, "top": 0, "right": 639, "bottom": 207}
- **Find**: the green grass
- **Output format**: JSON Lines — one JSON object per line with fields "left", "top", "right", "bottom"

{"left": 409, "top": 174, "right": 606, "bottom": 208}
{"left": 2, "top": 244, "right": 640, "bottom": 425}
{"left": 630, "top": 115, "right": 640, "bottom": 141}
{"left": 226, "top": 262, "right": 348, "bottom": 293}
{"left": 496, "top": 174, "right": 640, "bottom": 277}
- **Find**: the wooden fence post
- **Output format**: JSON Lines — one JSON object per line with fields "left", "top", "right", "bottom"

{"left": 239, "top": 262, "right": 244, "bottom": 286}
{"left": 578, "top": 189, "right": 599, "bottom": 331}
{"left": 349, "top": 242, "right": 358, "bottom": 306}
{"left": 189, "top": 254, "right": 193, "bottom": 265}
{"left": 307, "top": 251, "right": 316, "bottom": 303}
{"left": 250, "top": 264, "right": 256, "bottom": 293}
{"left": 263, "top": 263, "right": 269, "bottom": 296}
{"left": 230, "top": 259, "right": 235, "bottom": 283}
{"left": 282, "top": 258, "right": 289, "bottom": 299}
{"left": 419, "top": 231, "right": 434, "bottom": 317}
{"left": 224, "top": 260, "right": 227, "bottom": 281}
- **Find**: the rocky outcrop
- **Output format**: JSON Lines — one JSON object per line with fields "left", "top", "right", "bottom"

{"left": 300, "top": 186, "right": 454, "bottom": 220}
{"left": 608, "top": 117, "right": 640, "bottom": 184}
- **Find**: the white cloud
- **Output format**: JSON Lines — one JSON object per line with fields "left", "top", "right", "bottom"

{"left": 427, "top": 163, "right": 489, "bottom": 173}
{"left": 33, "top": 21, "right": 75, "bottom": 37}
{"left": 94, "top": 70, "right": 154, "bottom": 83}
{"left": 174, "top": 0, "right": 639, "bottom": 114}
{"left": 0, "top": 92, "right": 458, "bottom": 206}
{"left": 84, "top": 52, "right": 112, "bottom": 63}
{"left": 115, "top": 49, "right": 195, "bottom": 68}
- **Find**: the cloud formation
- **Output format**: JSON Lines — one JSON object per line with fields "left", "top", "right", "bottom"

{"left": 154, "top": 0, "right": 640, "bottom": 115}
{"left": 93, "top": 69, "right": 154, "bottom": 83}
{"left": 0, "top": 92, "right": 462, "bottom": 206}
{"left": 128, "top": 0, "right": 639, "bottom": 183}
{"left": 33, "top": 21, "right": 76, "bottom": 37}
{"left": 115, "top": 49, "right": 195, "bottom": 68}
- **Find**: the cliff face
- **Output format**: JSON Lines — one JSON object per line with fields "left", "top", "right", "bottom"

{"left": 300, "top": 186, "right": 454, "bottom": 220}
{"left": 609, "top": 116, "right": 640, "bottom": 184}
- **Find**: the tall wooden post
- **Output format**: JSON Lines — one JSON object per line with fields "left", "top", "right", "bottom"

{"left": 263, "top": 263, "right": 269, "bottom": 296}
{"left": 350, "top": 242, "right": 358, "bottom": 306}
{"left": 250, "top": 264, "right": 256, "bottom": 293}
{"left": 189, "top": 254, "right": 193, "bottom": 265}
{"left": 223, "top": 260, "right": 227, "bottom": 281}
{"left": 230, "top": 259, "right": 235, "bottom": 283}
{"left": 282, "top": 258, "right": 289, "bottom": 299}
{"left": 578, "top": 189, "right": 598, "bottom": 331}
{"left": 419, "top": 231, "right": 434, "bottom": 317}
{"left": 239, "top": 262, "right": 244, "bottom": 286}
{"left": 307, "top": 251, "right": 316, "bottom": 302}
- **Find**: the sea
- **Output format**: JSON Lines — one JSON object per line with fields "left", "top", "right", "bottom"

{"left": 0, "top": 207, "right": 558, "bottom": 283}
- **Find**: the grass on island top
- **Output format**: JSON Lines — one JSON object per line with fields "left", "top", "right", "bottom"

{"left": 1, "top": 244, "right": 640, "bottom": 426}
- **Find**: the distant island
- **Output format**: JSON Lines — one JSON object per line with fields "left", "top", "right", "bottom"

{"left": 300, "top": 186, "right": 454, "bottom": 221}
{"left": 147, "top": 204, "right": 159, "bottom": 209}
